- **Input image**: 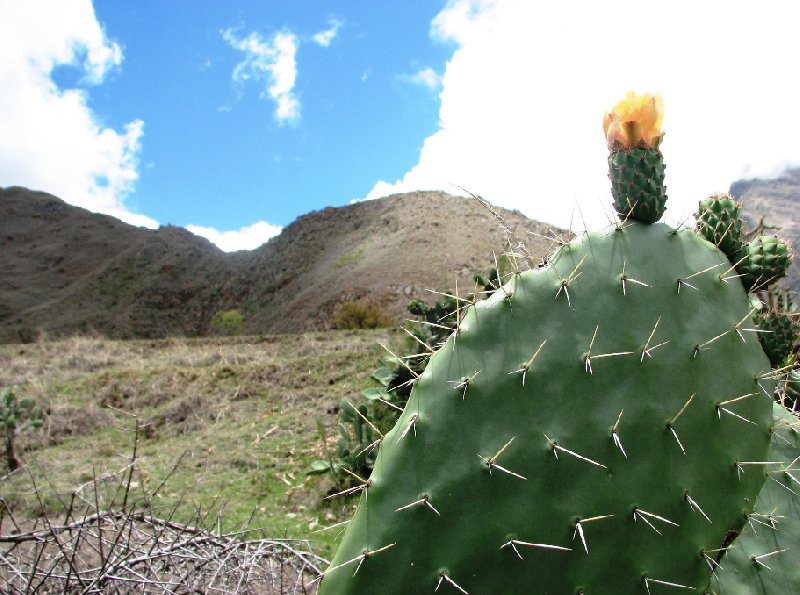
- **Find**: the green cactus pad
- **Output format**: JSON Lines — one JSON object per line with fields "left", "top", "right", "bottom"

{"left": 735, "top": 236, "right": 793, "bottom": 292}
{"left": 709, "top": 403, "right": 800, "bottom": 594}
{"left": 608, "top": 148, "right": 667, "bottom": 224}
{"left": 696, "top": 194, "right": 744, "bottom": 258}
{"left": 319, "top": 223, "right": 774, "bottom": 594}
{"left": 755, "top": 310, "right": 799, "bottom": 368}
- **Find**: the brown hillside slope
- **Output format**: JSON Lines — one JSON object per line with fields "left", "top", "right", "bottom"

{"left": 236, "top": 191, "right": 559, "bottom": 334}
{"left": 729, "top": 168, "right": 799, "bottom": 290}
{"left": 0, "top": 187, "right": 239, "bottom": 341}
{"left": 0, "top": 188, "right": 561, "bottom": 341}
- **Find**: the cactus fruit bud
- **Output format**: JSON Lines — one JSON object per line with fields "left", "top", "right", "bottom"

{"left": 696, "top": 193, "right": 744, "bottom": 258}
{"left": 735, "top": 235, "right": 793, "bottom": 292}
{"left": 605, "top": 92, "right": 667, "bottom": 224}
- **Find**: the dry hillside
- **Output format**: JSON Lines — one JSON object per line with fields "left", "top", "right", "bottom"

{"left": 730, "top": 168, "right": 799, "bottom": 290}
{"left": 1, "top": 187, "right": 560, "bottom": 341}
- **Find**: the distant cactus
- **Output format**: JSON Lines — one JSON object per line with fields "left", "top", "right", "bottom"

{"left": 1, "top": 387, "right": 44, "bottom": 471}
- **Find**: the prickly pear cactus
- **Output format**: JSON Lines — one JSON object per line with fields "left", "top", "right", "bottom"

{"left": 735, "top": 236, "right": 793, "bottom": 293}
{"left": 696, "top": 193, "right": 744, "bottom": 257}
{"left": 318, "top": 221, "right": 774, "bottom": 593}
{"left": 710, "top": 403, "right": 800, "bottom": 594}
{"left": 317, "top": 93, "right": 779, "bottom": 593}
{"left": 755, "top": 310, "right": 799, "bottom": 368}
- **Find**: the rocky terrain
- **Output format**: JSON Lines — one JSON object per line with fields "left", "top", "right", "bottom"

{"left": 0, "top": 187, "right": 559, "bottom": 342}
{"left": 730, "top": 167, "right": 799, "bottom": 290}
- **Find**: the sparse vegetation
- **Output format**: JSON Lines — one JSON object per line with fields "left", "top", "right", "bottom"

{"left": 211, "top": 308, "right": 245, "bottom": 336}
{"left": 332, "top": 300, "right": 392, "bottom": 330}
{"left": 0, "top": 330, "right": 398, "bottom": 563}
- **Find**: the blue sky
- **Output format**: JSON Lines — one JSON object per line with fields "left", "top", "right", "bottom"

{"left": 2, "top": 1, "right": 800, "bottom": 250}
{"left": 87, "top": 2, "right": 450, "bottom": 231}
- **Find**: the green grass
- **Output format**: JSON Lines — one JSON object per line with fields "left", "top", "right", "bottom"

{"left": 0, "top": 330, "right": 400, "bottom": 560}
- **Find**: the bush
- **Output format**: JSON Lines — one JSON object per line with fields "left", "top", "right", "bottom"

{"left": 211, "top": 309, "right": 245, "bottom": 336}
{"left": 333, "top": 301, "right": 393, "bottom": 330}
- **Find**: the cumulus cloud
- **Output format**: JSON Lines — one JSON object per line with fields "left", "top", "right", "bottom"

{"left": 405, "top": 67, "right": 442, "bottom": 90}
{"left": 312, "top": 18, "right": 343, "bottom": 48}
{"left": 223, "top": 28, "right": 300, "bottom": 123}
{"left": 368, "top": 0, "right": 800, "bottom": 231}
{"left": 186, "top": 221, "right": 283, "bottom": 252}
{"left": 0, "top": 0, "right": 151, "bottom": 227}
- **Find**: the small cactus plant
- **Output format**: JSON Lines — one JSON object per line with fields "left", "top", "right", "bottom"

{"left": 317, "top": 93, "right": 791, "bottom": 593}
{"left": 1, "top": 387, "right": 44, "bottom": 471}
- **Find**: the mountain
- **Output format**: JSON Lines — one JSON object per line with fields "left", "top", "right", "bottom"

{"left": 0, "top": 187, "right": 560, "bottom": 342}
{"left": 729, "top": 168, "right": 800, "bottom": 291}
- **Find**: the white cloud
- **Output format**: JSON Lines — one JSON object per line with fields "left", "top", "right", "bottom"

{"left": 223, "top": 28, "right": 300, "bottom": 123}
{"left": 0, "top": 0, "right": 150, "bottom": 226}
{"left": 369, "top": 0, "right": 800, "bottom": 232}
{"left": 186, "top": 220, "right": 282, "bottom": 252}
{"left": 312, "top": 18, "right": 343, "bottom": 48}
{"left": 405, "top": 67, "right": 442, "bottom": 90}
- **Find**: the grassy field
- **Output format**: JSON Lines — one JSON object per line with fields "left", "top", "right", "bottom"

{"left": 0, "top": 330, "right": 400, "bottom": 561}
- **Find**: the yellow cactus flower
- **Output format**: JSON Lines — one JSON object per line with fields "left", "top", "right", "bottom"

{"left": 603, "top": 91, "right": 664, "bottom": 150}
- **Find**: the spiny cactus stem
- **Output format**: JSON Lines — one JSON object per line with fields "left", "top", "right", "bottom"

{"left": 643, "top": 576, "right": 694, "bottom": 593}
{"left": 544, "top": 434, "right": 607, "bottom": 469}
{"left": 678, "top": 263, "right": 723, "bottom": 293}
{"left": 325, "top": 474, "right": 371, "bottom": 501}
{"left": 323, "top": 543, "right": 396, "bottom": 578}
{"left": 713, "top": 220, "right": 737, "bottom": 250}
{"left": 767, "top": 475, "right": 799, "bottom": 496}
{"left": 633, "top": 508, "right": 680, "bottom": 535}
{"left": 401, "top": 327, "right": 434, "bottom": 353}
{"left": 757, "top": 364, "right": 796, "bottom": 380}
{"left": 395, "top": 496, "right": 440, "bottom": 516}
{"left": 684, "top": 492, "right": 712, "bottom": 523}
{"left": 510, "top": 339, "right": 548, "bottom": 386}
{"left": 620, "top": 260, "right": 651, "bottom": 296}
{"left": 572, "top": 515, "right": 614, "bottom": 554}
{"left": 449, "top": 371, "right": 481, "bottom": 400}
{"left": 669, "top": 426, "right": 686, "bottom": 455}
{"left": 640, "top": 318, "right": 667, "bottom": 361}
{"left": 589, "top": 351, "right": 635, "bottom": 373}
{"left": 396, "top": 415, "right": 418, "bottom": 442}
{"left": 354, "top": 438, "right": 382, "bottom": 459}
{"left": 481, "top": 437, "right": 527, "bottom": 480}
{"left": 377, "top": 341, "right": 419, "bottom": 379}
{"left": 736, "top": 461, "right": 784, "bottom": 481}
{"left": 751, "top": 549, "right": 787, "bottom": 571}
{"left": 554, "top": 254, "right": 588, "bottom": 307}
{"left": 733, "top": 309, "right": 757, "bottom": 342}
{"left": 611, "top": 409, "right": 628, "bottom": 458}
{"left": 718, "top": 392, "right": 759, "bottom": 408}
{"left": 500, "top": 539, "right": 572, "bottom": 555}
{"left": 684, "top": 262, "right": 723, "bottom": 281}
{"left": 436, "top": 572, "right": 469, "bottom": 594}
{"left": 749, "top": 512, "right": 783, "bottom": 530}
{"left": 378, "top": 398, "right": 404, "bottom": 412}
{"left": 694, "top": 329, "right": 731, "bottom": 357}
{"left": 718, "top": 254, "right": 749, "bottom": 282}
{"left": 316, "top": 519, "right": 351, "bottom": 533}
{"left": 345, "top": 401, "right": 384, "bottom": 439}
{"left": 702, "top": 552, "right": 723, "bottom": 573}
{"left": 668, "top": 394, "right": 695, "bottom": 427}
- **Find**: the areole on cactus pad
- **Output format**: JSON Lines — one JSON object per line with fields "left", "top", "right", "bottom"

{"left": 316, "top": 92, "right": 793, "bottom": 594}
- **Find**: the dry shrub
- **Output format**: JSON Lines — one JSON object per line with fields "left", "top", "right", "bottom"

{"left": 332, "top": 300, "right": 392, "bottom": 330}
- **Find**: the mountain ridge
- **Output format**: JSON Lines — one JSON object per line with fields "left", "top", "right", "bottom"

{"left": 0, "top": 187, "right": 557, "bottom": 342}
